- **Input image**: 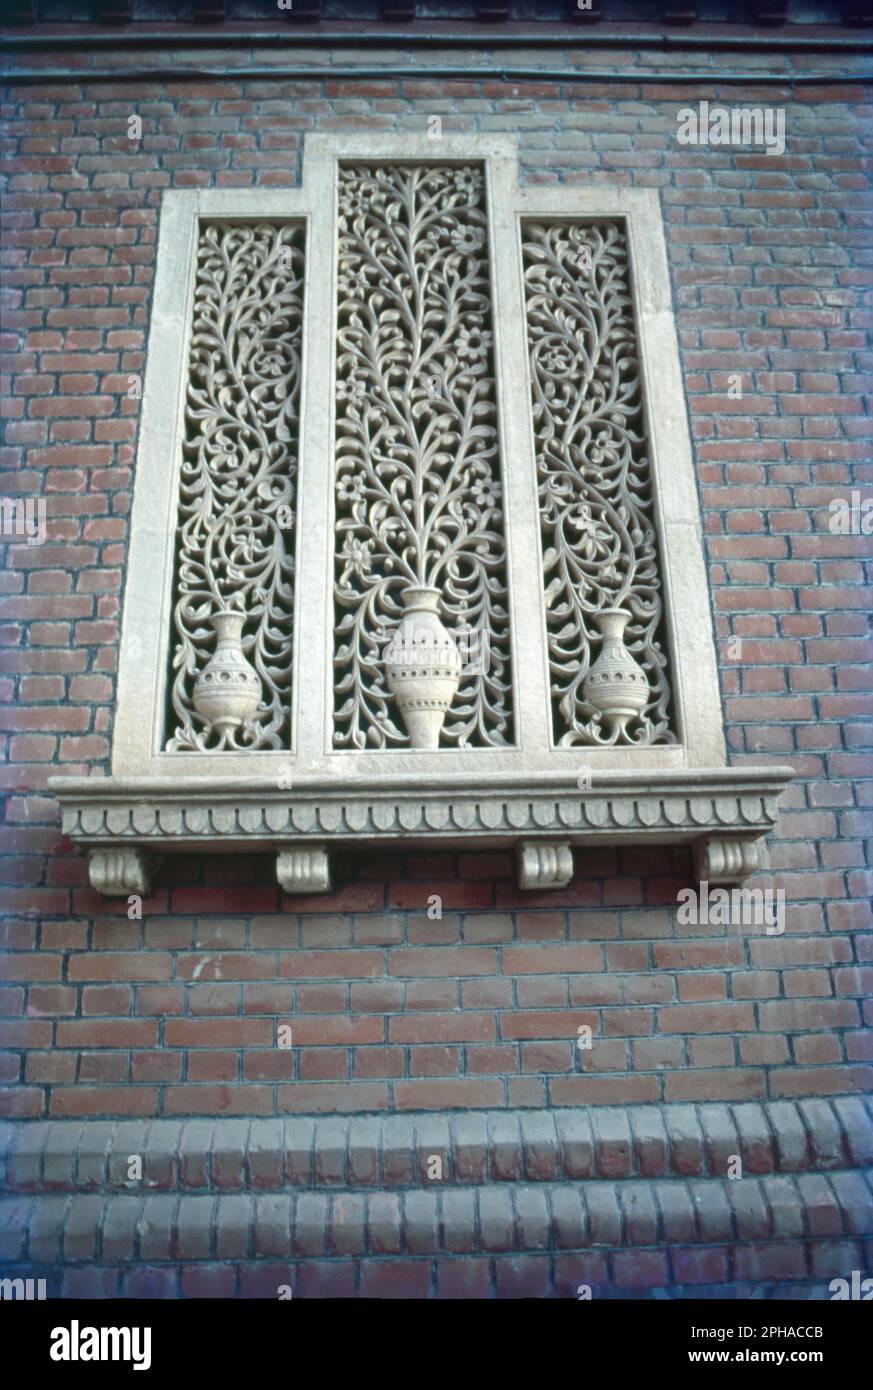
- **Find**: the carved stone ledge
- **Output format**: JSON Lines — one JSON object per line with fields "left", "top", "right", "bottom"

{"left": 88, "top": 848, "right": 150, "bottom": 897}
{"left": 276, "top": 847, "right": 331, "bottom": 895}
{"left": 52, "top": 766, "right": 792, "bottom": 897}
{"left": 518, "top": 842, "right": 574, "bottom": 891}
{"left": 694, "top": 836, "right": 766, "bottom": 887}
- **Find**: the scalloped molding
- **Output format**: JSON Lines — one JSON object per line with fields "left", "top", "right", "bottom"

{"left": 55, "top": 768, "right": 792, "bottom": 895}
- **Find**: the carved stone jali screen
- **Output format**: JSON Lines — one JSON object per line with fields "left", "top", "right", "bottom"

{"left": 332, "top": 162, "right": 512, "bottom": 753}
{"left": 52, "top": 135, "right": 791, "bottom": 897}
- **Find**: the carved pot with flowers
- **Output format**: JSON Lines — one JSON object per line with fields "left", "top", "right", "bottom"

{"left": 383, "top": 586, "right": 462, "bottom": 750}
{"left": 192, "top": 610, "right": 262, "bottom": 738}
{"left": 582, "top": 606, "right": 649, "bottom": 734}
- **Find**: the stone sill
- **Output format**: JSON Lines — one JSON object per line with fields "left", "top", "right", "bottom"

{"left": 51, "top": 765, "right": 793, "bottom": 896}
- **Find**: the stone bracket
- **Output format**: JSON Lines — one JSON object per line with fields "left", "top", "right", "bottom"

{"left": 88, "top": 847, "right": 151, "bottom": 897}
{"left": 276, "top": 846, "right": 332, "bottom": 895}
{"left": 518, "top": 842, "right": 574, "bottom": 891}
{"left": 694, "top": 836, "right": 767, "bottom": 887}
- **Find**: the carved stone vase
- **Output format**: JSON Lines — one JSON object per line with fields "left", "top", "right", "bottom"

{"left": 384, "top": 586, "right": 462, "bottom": 750}
{"left": 582, "top": 606, "right": 649, "bottom": 733}
{"left": 192, "top": 610, "right": 262, "bottom": 738}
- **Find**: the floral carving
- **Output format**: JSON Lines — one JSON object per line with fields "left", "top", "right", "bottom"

{"left": 522, "top": 221, "right": 677, "bottom": 746}
{"left": 333, "top": 163, "right": 513, "bottom": 750}
{"left": 166, "top": 223, "right": 304, "bottom": 751}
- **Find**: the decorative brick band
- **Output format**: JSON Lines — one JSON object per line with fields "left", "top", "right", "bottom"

{"left": 2, "top": 1171, "right": 872, "bottom": 1268}
{"left": 2, "top": 1098, "right": 871, "bottom": 1194}
{"left": 3, "top": 1102, "right": 870, "bottom": 1296}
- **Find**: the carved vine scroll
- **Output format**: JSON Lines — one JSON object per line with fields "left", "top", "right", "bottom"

{"left": 333, "top": 163, "right": 513, "bottom": 750}
{"left": 521, "top": 220, "right": 677, "bottom": 747}
{"left": 165, "top": 222, "right": 304, "bottom": 752}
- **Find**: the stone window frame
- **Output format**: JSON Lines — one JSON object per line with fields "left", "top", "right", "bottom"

{"left": 52, "top": 133, "right": 791, "bottom": 896}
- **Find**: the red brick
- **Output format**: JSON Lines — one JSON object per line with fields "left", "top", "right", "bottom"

{"left": 499, "top": 1010, "right": 598, "bottom": 1041}
{"left": 550, "top": 1076, "right": 660, "bottom": 1105}
{"left": 435, "top": 1258, "right": 493, "bottom": 1298}
{"left": 658, "top": 1004, "right": 755, "bottom": 1034}
{"left": 56, "top": 1021, "right": 157, "bottom": 1047}
{"left": 50, "top": 1087, "right": 157, "bottom": 1116}
{"left": 279, "top": 951, "right": 382, "bottom": 980}
{"left": 409, "top": 1046, "right": 460, "bottom": 1076}
{"left": 390, "top": 1012, "right": 495, "bottom": 1044}
{"left": 353, "top": 1048, "right": 404, "bottom": 1078}
{"left": 276, "top": 1083, "right": 389, "bottom": 1113}
{"left": 67, "top": 953, "right": 172, "bottom": 982}
{"left": 388, "top": 947, "right": 497, "bottom": 977}
{"left": 665, "top": 1070, "right": 765, "bottom": 1102}
{"left": 359, "top": 1261, "right": 432, "bottom": 1298}
{"left": 503, "top": 944, "right": 603, "bottom": 974}
{"left": 163, "top": 1085, "right": 273, "bottom": 1116}
{"left": 394, "top": 1080, "right": 504, "bottom": 1110}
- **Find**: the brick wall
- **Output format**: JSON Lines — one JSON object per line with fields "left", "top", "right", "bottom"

{"left": 1, "top": 42, "right": 871, "bottom": 1294}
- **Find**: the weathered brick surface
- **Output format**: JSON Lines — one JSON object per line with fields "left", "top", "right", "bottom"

{"left": 1, "top": 35, "right": 871, "bottom": 1295}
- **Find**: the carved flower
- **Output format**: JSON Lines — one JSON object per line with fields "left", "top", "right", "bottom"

{"left": 541, "top": 343, "right": 576, "bottom": 374}
{"left": 337, "top": 267, "right": 363, "bottom": 300}
{"left": 340, "top": 184, "right": 384, "bottom": 223}
{"left": 337, "top": 377, "right": 367, "bottom": 405}
{"left": 470, "top": 477, "right": 501, "bottom": 512}
{"left": 341, "top": 536, "right": 373, "bottom": 579}
{"left": 254, "top": 351, "right": 284, "bottom": 379}
{"left": 452, "top": 168, "right": 480, "bottom": 197}
{"left": 337, "top": 474, "right": 366, "bottom": 505}
{"left": 456, "top": 324, "right": 493, "bottom": 361}
{"left": 449, "top": 225, "right": 485, "bottom": 255}
{"left": 589, "top": 430, "right": 617, "bottom": 465}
